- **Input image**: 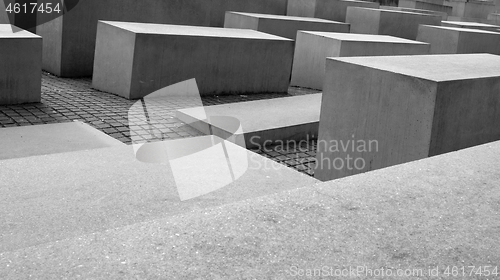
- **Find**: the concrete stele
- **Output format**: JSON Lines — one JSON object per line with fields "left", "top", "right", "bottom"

{"left": 441, "top": 19, "right": 500, "bottom": 31}
{"left": 91, "top": 21, "right": 294, "bottom": 99}
{"left": 417, "top": 24, "right": 500, "bottom": 54}
{"left": 315, "top": 53, "right": 500, "bottom": 181}
{"left": 290, "top": 32, "right": 430, "bottom": 90}
{"left": 223, "top": 11, "right": 349, "bottom": 40}
{"left": 286, "top": 0, "right": 380, "bottom": 22}
{"left": 176, "top": 94, "right": 322, "bottom": 149}
{"left": 345, "top": 7, "right": 443, "bottom": 40}
{"left": 0, "top": 24, "right": 41, "bottom": 105}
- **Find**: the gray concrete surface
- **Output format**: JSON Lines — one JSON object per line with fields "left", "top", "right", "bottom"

{"left": 417, "top": 25, "right": 500, "bottom": 54}
{"left": 92, "top": 21, "right": 294, "bottom": 99}
{"left": 0, "top": 135, "right": 318, "bottom": 253}
{"left": 442, "top": 19, "right": 500, "bottom": 31}
{"left": 398, "top": 0, "right": 453, "bottom": 15}
{"left": 176, "top": 94, "right": 322, "bottom": 149}
{"left": 0, "top": 121, "right": 124, "bottom": 160}
{"left": 346, "top": 7, "right": 442, "bottom": 39}
{"left": 447, "top": 0, "right": 496, "bottom": 19}
{"left": 381, "top": 5, "right": 449, "bottom": 19}
{"left": 1, "top": 139, "right": 499, "bottom": 278}
{"left": 290, "top": 32, "right": 430, "bottom": 90}
{"left": 287, "top": 0, "right": 380, "bottom": 22}
{"left": 35, "top": 0, "right": 288, "bottom": 77}
{"left": 0, "top": 24, "right": 41, "bottom": 105}
{"left": 315, "top": 53, "right": 500, "bottom": 181}
{"left": 224, "top": 12, "right": 349, "bottom": 40}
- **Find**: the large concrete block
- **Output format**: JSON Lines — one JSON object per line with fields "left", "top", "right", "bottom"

{"left": 315, "top": 54, "right": 500, "bottom": 181}
{"left": 398, "top": 0, "right": 453, "bottom": 15}
{"left": 417, "top": 25, "right": 500, "bottom": 54}
{"left": 346, "top": 7, "right": 442, "bottom": 39}
{"left": 224, "top": 12, "right": 349, "bottom": 40}
{"left": 442, "top": 19, "right": 500, "bottom": 31}
{"left": 92, "top": 21, "right": 294, "bottom": 99}
{"left": 447, "top": 0, "right": 496, "bottom": 19}
{"left": 381, "top": 5, "right": 449, "bottom": 19}
{"left": 35, "top": 0, "right": 288, "bottom": 77}
{"left": 0, "top": 24, "right": 41, "bottom": 105}
{"left": 287, "top": 0, "right": 380, "bottom": 22}
{"left": 290, "top": 32, "right": 429, "bottom": 90}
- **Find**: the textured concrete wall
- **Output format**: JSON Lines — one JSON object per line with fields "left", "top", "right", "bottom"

{"left": 37, "top": 0, "right": 288, "bottom": 77}
{"left": 398, "top": 0, "right": 453, "bottom": 15}
{"left": 315, "top": 54, "right": 500, "bottom": 181}
{"left": 224, "top": 12, "right": 349, "bottom": 40}
{"left": 92, "top": 22, "right": 294, "bottom": 99}
{"left": 290, "top": 32, "right": 429, "bottom": 90}
{"left": 287, "top": 0, "right": 379, "bottom": 22}
{"left": 0, "top": 25, "right": 42, "bottom": 105}
{"left": 417, "top": 25, "right": 500, "bottom": 54}
{"left": 346, "top": 7, "right": 442, "bottom": 39}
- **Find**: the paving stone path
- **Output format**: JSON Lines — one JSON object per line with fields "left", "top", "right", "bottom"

{"left": 0, "top": 72, "right": 319, "bottom": 176}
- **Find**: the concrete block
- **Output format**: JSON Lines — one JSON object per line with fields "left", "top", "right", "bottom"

{"left": 0, "top": 24, "right": 41, "bottom": 105}
{"left": 92, "top": 21, "right": 294, "bottom": 99}
{"left": 442, "top": 19, "right": 500, "bottom": 31}
{"left": 224, "top": 12, "right": 349, "bottom": 40}
{"left": 315, "top": 54, "right": 500, "bottom": 181}
{"left": 417, "top": 25, "right": 500, "bottom": 54}
{"left": 176, "top": 94, "right": 322, "bottom": 149}
{"left": 447, "top": 0, "right": 496, "bottom": 19}
{"left": 290, "top": 32, "right": 430, "bottom": 90}
{"left": 346, "top": 7, "right": 442, "bottom": 39}
{"left": 287, "top": 0, "right": 380, "bottom": 22}
{"left": 381, "top": 5, "right": 449, "bottom": 19}
{"left": 398, "top": 0, "right": 453, "bottom": 15}
{"left": 488, "top": 12, "right": 500, "bottom": 23}
{"left": 0, "top": 122, "right": 125, "bottom": 160}
{"left": 35, "top": 0, "right": 288, "bottom": 77}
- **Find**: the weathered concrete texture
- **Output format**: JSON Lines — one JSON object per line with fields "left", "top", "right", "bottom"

{"left": 381, "top": 5, "right": 449, "bottom": 19}
{"left": 0, "top": 24, "right": 41, "bottom": 105}
{"left": 287, "top": 0, "right": 380, "bottom": 22}
{"left": 0, "top": 121, "right": 125, "bottom": 160}
{"left": 290, "top": 32, "right": 430, "bottom": 90}
{"left": 346, "top": 7, "right": 442, "bottom": 39}
{"left": 224, "top": 12, "right": 349, "bottom": 40}
{"left": 35, "top": 0, "right": 288, "bottom": 77}
{"left": 442, "top": 19, "right": 500, "bottom": 31}
{"left": 1, "top": 139, "right": 499, "bottom": 279}
{"left": 488, "top": 12, "right": 500, "bottom": 24}
{"left": 92, "top": 21, "right": 294, "bottom": 99}
{"left": 447, "top": 0, "right": 496, "bottom": 19}
{"left": 0, "top": 135, "right": 318, "bottom": 252}
{"left": 417, "top": 25, "right": 500, "bottom": 54}
{"left": 398, "top": 0, "right": 453, "bottom": 15}
{"left": 315, "top": 54, "right": 500, "bottom": 181}
{"left": 176, "top": 94, "right": 322, "bottom": 149}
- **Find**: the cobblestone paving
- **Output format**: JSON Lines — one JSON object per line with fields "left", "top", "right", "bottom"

{"left": 0, "top": 72, "right": 319, "bottom": 176}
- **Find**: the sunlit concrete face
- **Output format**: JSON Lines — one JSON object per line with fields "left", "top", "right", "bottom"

{"left": 315, "top": 54, "right": 500, "bottom": 181}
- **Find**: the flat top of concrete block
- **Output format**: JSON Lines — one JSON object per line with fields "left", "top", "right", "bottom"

{"left": 3, "top": 138, "right": 499, "bottom": 278}
{"left": 442, "top": 20, "right": 500, "bottom": 28}
{"left": 0, "top": 24, "right": 40, "bottom": 38}
{"left": 177, "top": 94, "right": 322, "bottom": 134}
{"left": 99, "top": 21, "right": 293, "bottom": 41}
{"left": 301, "top": 31, "right": 429, "bottom": 44}
{"left": 0, "top": 135, "right": 317, "bottom": 252}
{"left": 0, "top": 121, "right": 125, "bottom": 160}
{"left": 330, "top": 53, "right": 500, "bottom": 82}
{"left": 421, "top": 24, "right": 500, "bottom": 34}
{"left": 349, "top": 6, "right": 438, "bottom": 16}
{"left": 226, "top": 12, "right": 345, "bottom": 24}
